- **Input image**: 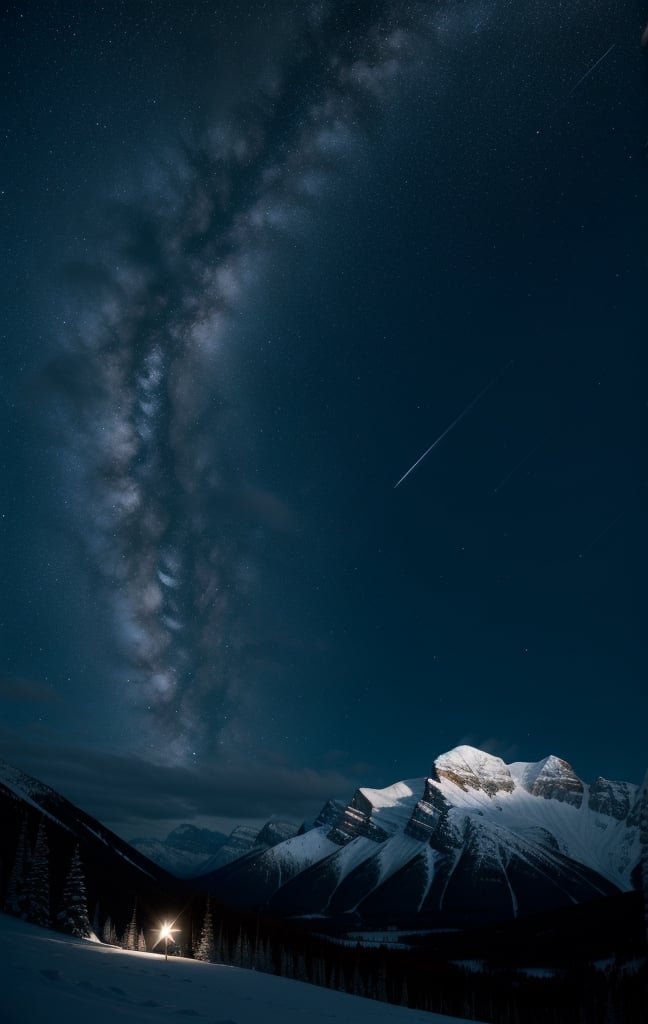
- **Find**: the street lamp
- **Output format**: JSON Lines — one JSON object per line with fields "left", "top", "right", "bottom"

{"left": 159, "top": 921, "right": 178, "bottom": 961}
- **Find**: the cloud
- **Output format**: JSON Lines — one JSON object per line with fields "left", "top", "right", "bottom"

{"left": 0, "top": 678, "right": 60, "bottom": 704}
{"left": 0, "top": 732, "right": 357, "bottom": 839}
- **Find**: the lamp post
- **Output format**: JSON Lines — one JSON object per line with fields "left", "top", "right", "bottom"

{"left": 159, "top": 921, "right": 177, "bottom": 961}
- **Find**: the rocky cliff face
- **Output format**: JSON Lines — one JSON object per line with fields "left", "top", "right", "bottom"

{"left": 328, "top": 790, "right": 391, "bottom": 845}
{"left": 589, "top": 777, "right": 634, "bottom": 820}
{"left": 405, "top": 778, "right": 457, "bottom": 846}
{"left": 511, "top": 754, "right": 584, "bottom": 806}
{"left": 255, "top": 820, "right": 299, "bottom": 847}
{"left": 310, "top": 799, "right": 346, "bottom": 830}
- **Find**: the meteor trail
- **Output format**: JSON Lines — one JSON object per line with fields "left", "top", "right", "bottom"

{"left": 566, "top": 43, "right": 616, "bottom": 99}
{"left": 578, "top": 508, "right": 626, "bottom": 558}
{"left": 536, "top": 42, "right": 616, "bottom": 134}
{"left": 493, "top": 441, "right": 543, "bottom": 494}
{"left": 394, "top": 360, "right": 514, "bottom": 489}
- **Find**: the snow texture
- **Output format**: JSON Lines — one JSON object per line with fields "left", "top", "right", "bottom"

{"left": 0, "top": 913, "right": 482, "bottom": 1024}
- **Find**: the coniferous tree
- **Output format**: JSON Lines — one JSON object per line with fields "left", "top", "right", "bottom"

{"left": 294, "top": 952, "right": 307, "bottom": 982}
{"left": 232, "top": 928, "right": 242, "bottom": 966}
{"left": 24, "top": 820, "right": 50, "bottom": 927}
{"left": 56, "top": 845, "right": 91, "bottom": 937}
{"left": 194, "top": 902, "right": 217, "bottom": 962}
{"left": 400, "top": 977, "right": 409, "bottom": 1007}
{"left": 102, "top": 915, "right": 118, "bottom": 945}
{"left": 351, "top": 963, "right": 365, "bottom": 998}
{"left": 232, "top": 927, "right": 253, "bottom": 968}
{"left": 279, "top": 945, "right": 293, "bottom": 978}
{"left": 215, "top": 922, "right": 227, "bottom": 964}
{"left": 137, "top": 929, "right": 147, "bottom": 952}
{"left": 374, "top": 958, "right": 388, "bottom": 1002}
{"left": 124, "top": 905, "right": 138, "bottom": 950}
{"left": 5, "top": 817, "right": 31, "bottom": 916}
{"left": 256, "top": 938, "right": 274, "bottom": 975}
{"left": 309, "top": 954, "right": 319, "bottom": 986}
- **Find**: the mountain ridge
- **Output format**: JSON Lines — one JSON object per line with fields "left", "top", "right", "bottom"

{"left": 199, "top": 744, "right": 645, "bottom": 927}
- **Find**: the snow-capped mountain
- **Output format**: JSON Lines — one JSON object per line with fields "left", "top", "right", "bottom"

{"left": 131, "top": 820, "right": 300, "bottom": 878}
{"left": 200, "top": 745, "right": 646, "bottom": 927}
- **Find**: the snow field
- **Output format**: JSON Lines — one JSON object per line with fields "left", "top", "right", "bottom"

{"left": 0, "top": 913, "right": 484, "bottom": 1024}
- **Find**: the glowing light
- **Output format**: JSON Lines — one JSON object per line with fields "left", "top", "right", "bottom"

{"left": 156, "top": 920, "right": 179, "bottom": 960}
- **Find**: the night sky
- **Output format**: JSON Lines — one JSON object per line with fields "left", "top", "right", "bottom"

{"left": 1, "top": 0, "right": 647, "bottom": 840}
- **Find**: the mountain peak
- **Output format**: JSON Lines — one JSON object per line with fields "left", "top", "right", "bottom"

{"left": 432, "top": 745, "right": 514, "bottom": 796}
{"left": 509, "top": 754, "right": 584, "bottom": 806}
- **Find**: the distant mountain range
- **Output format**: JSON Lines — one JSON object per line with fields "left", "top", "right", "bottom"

{"left": 131, "top": 820, "right": 300, "bottom": 878}
{"left": 197, "top": 745, "right": 647, "bottom": 929}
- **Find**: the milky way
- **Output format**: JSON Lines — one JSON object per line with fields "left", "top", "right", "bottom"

{"left": 49, "top": 1, "right": 503, "bottom": 762}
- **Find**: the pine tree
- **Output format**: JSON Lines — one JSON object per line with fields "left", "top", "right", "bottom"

{"left": 102, "top": 914, "right": 118, "bottom": 945}
{"left": 294, "top": 952, "right": 307, "bottom": 982}
{"left": 374, "top": 958, "right": 388, "bottom": 1002}
{"left": 400, "top": 977, "right": 409, "bottom": 1007}
{"left": 256, "top": 938, "right": 274, "bottom": 975}
{"left": 351, "top": 963, "right": 365, "bottom": 997}
{"left": 92, "top": 902, "right": 102, "bottom": 939}
{"left": 137, "top": 929, "right": 147, "bottom": 952}
{"left": 56, "top": 845, "right": 91, "bottom": 937}
{"left": 279, "top": 945, "right": 293, "bottom": 978}
{"left": 194, "top": 902, "right": 217, "bottom": 962}
{"left": 309, "top": 954, "right": 323, "bottom": 987}
{"left": 23, "top": 820, "right": 50, "bottom": 927}
{"left": 232, "top": 928, "right": 244, "bottom": 967}
{"left": 5, "top": 817, "right": 31, "bottom": 916}
{"left": 124, "top": 905, "right": 138, "bottom": 950}
{"left": 215, "top": 922, "right": 226, "bottom": 964}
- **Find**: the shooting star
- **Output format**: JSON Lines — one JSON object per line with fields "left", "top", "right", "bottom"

{"left": 493, "top": 441, "right": 543, "bottom": 494}
{"left": 394, "top": 360, "right": 514, "bottom": 489}
{"left": 566, "top": 42, "right": 616, "bottom": 99}
{"left": 578, "top": 508, "right": 626, "bottom": 559}
{"left": 536, "top": 42, "right": 616, "bottom": 134}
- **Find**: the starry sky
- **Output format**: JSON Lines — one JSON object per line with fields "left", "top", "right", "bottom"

{"left": 1, "top": 0, "right": 647, "bottom": 840}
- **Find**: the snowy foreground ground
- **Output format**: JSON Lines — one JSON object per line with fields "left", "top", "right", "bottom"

{"left": 0, "top": 914, "right": 484, "bottom": 1024}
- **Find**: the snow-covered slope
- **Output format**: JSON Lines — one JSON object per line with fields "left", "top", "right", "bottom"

{"left": 201, "top": 745, "right": 644, "bottom": 926}
{"left": 0, "top": 759, "right": 167, "bottom": 884}
{"left": 0, "top": 913, "right": 479, "bottom": 1024}
{"left": 0, "top": 759, "right": 184, "bottom": 942}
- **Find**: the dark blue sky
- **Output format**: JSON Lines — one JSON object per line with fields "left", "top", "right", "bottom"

{"left": 1, "top": 0, "right": 647, "bottom": 838}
